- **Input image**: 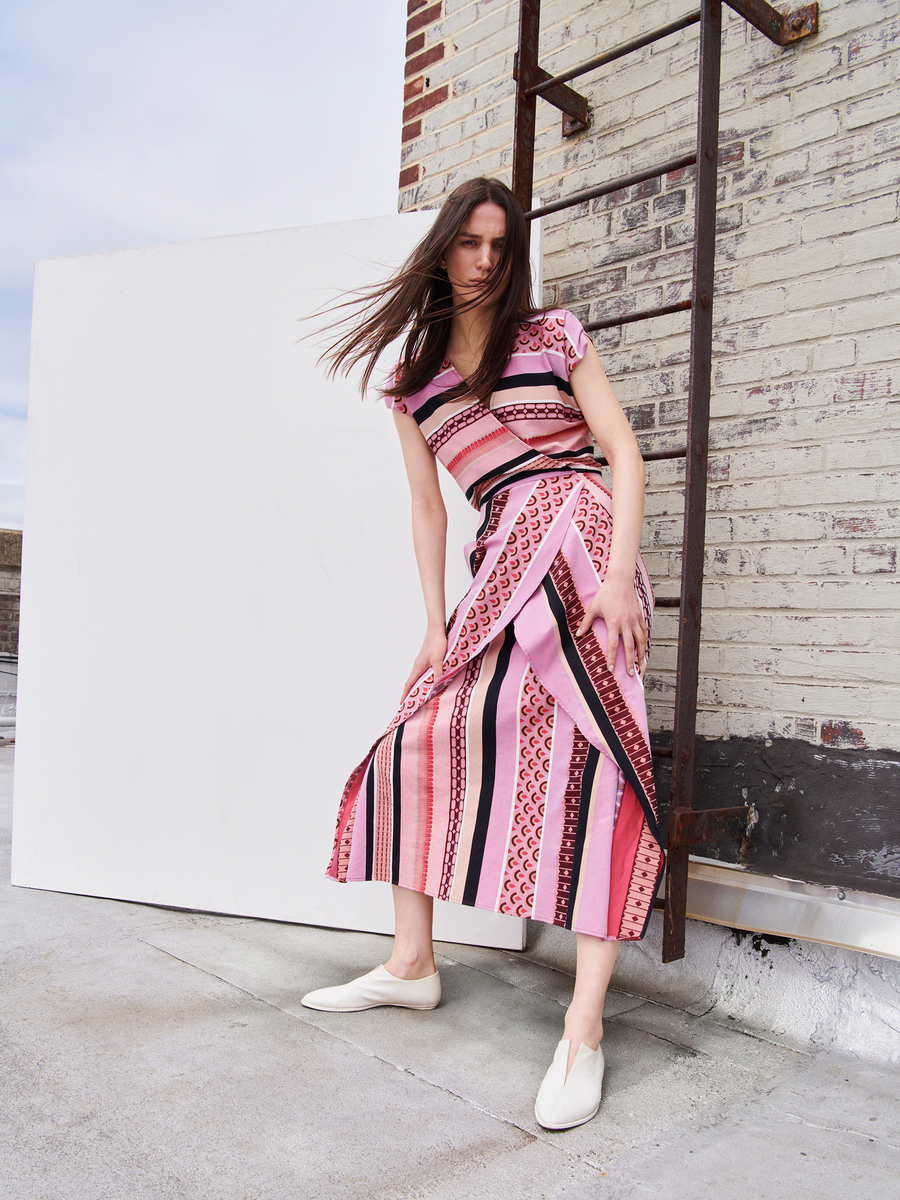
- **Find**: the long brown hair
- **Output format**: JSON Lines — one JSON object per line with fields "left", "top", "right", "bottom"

{"left": 320, "top": 177, "right": 540, "bottom": 404}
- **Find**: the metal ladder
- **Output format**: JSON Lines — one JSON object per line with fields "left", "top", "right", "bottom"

{"left": 511, "top": 0, "right": 819, "bottom": 962}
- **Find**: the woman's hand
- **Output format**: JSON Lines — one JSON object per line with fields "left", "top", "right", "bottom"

{"left": 401, "top": 626, "right": 448, "bottom": 701}
{"left": 393, "top": 410, "right": 449, "bottom": 701}
{"left": 576, "top": 572, "right": 647, "bottom": 678}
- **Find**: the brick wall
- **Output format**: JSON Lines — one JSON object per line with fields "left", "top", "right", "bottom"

{"left": 0, "top": 530, "right": 21, "bottom": 658}
{"left": 398, "top": 0, "right": 900, "bottom": 755}
{"left": 0, "top": 529, "right": 21, "bottom": 729}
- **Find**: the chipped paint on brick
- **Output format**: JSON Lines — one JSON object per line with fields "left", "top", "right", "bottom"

{"left": 821, "top": 721, "right": 868, "bottom": 749}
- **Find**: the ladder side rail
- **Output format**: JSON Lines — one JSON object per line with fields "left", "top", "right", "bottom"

{"left": 663, "top": 0, "right": 723, "bottom": 965}
{"left": 512, "top": 0, "right": 541, "bottom": 216}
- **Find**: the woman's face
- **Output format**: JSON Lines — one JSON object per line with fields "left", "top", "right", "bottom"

{"left": 441, "top": 202, "right": 508, "bottom": 312}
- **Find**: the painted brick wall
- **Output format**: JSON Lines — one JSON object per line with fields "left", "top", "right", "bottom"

{"left": 0, "top": 530, "right": 21, "bottom": 658}
{"left": 398, "top": 0, "right": 900, "bottom": 755}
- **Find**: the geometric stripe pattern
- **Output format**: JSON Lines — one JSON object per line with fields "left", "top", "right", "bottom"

{"left": 499, "top": 664, "right": 553, "bottom": 917}
{"left": 545, "top": 556, "right": 660, "bottom": 838}
{"left": 555, "top": 727, "right": 591, "bottom": 927}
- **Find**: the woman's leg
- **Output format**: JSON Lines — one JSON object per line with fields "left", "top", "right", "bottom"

{"left": 300, "top": 885, "right": 439, "bottom": 1010}
{"left": 562, "top": 934, "right": 620, "bottom": 1071}
{"left": 384, "top": 885, "right": 437, "bottom": 979}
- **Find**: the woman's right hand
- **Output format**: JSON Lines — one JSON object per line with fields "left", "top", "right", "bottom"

{"left": 401, "top": 627, "right": 448, "bottom": 701}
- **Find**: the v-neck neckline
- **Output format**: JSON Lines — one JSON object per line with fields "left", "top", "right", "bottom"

{"left": 442, "top": 360, "right": 490, "bottom": 408}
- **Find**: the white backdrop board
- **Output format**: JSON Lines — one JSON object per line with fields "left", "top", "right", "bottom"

{"left": 13, "top": 215, "right": 527, "bottom": 950}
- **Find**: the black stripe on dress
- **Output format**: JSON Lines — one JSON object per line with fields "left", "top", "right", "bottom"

{"left": 493, "top": 370, "right": 574, "bottom": 397}
{"left": 462, "top": 627, "right": 516, "bottom": 906}
{"left": 545, "top": 447, "right": 599, "bottom": 463}
{"left": 413, "top": 387, "right": 466, "bottom": 425}
{"left": 365, "top": 761, "right": 375, "bottom": 880}
{"left": 464, "top": 449, "right": 541, "bottom": 501}
{"left": 541, "top": 574, "right": 662, "bottom": 844}
{"left": 390, "top": 722, "right": 405, "bottom": 883}
{"left": 477, "top": 463, "right": 604, "bottom": 508}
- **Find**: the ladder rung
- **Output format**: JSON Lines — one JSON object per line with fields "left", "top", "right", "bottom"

{"left": 526, "top": 11, "right": 702, "bottom": 97}
{"left": 586, "top": 299, "right": 691, "bottom": 331}
{"left": 654, "top": 597, "right": 681, "bottom": 607}
{"left": 595, "top": 445, "right": 687, "bottom": 467}
{"left": 651, "top": 744, "right": 674, "bottom": 758}
{"left": 525, "top": 152, "right": 696, "bottom": 220}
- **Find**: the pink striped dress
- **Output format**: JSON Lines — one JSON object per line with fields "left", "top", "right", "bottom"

{"left": 327, "top": 310, "right": 664, "bottom": 940}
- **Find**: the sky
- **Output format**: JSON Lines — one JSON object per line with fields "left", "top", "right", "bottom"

{"left": 0, "top": 0, "right": 406, "bottom": 528}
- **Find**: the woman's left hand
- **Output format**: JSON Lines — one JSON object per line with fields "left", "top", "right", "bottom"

{"left": 576, "top": 573, "right": 647, "bottom": 677}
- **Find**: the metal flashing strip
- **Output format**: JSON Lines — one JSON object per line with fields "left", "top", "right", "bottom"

{"left": 683, "top": 858, "right": 900, "bottom": 962}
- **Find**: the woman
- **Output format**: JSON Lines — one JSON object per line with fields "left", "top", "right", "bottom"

{"left": 302, "top": 177, "right": 664, "bottom": 1131}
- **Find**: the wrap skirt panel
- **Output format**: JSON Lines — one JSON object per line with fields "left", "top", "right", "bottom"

{"left": 327, "top": 471, "right": 664, "bottom": 941}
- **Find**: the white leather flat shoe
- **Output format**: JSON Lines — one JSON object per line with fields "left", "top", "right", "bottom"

{"left": 534, "top": 1039, "right": 605, "bottom": 1130}
{"left": 300, "top": 965, "right": 441, "bottom": 1012}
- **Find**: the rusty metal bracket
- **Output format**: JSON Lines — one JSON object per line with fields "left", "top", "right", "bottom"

{"left": 668, "top": 805, "right": 753, "bottom": 848}
{"left": 512, "top": 1, "right": 541, "bottom": 214}
{"left": 514, "top": 55, "right": 590, "bottom": 138}
{"left": 725, "top": 0, "right": 818, "bottom": 44}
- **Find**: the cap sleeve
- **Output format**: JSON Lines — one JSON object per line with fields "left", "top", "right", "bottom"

{"left": 561, "top": 310, "right": 590, "bottom": 376}
{"left": 383, "top": 363, "right": 408, "bottom": 413}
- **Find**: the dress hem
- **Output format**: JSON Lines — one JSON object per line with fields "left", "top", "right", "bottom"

{"left": 322, "top": 870, "right": 649, "bottom": 942}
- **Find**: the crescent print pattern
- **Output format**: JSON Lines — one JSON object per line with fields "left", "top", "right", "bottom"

{"left": 327, "top": 310, "right": 664, "bottom": 940}
{"left": 499, "top": 664, "right": 553, "bottom": 917}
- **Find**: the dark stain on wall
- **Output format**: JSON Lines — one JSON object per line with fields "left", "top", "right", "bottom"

{"left": 652, "top": 735, "right": 900, "bottom": 899}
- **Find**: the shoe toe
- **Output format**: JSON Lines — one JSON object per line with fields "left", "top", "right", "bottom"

{"left": 534, "top": 1041, "right": 604, "bottom": 1130}
{"left": 300, "top": 981, "right": 357, "bottom": 1011}
{"left": 301, "top": 966, "right": 441, "bottom": 1012}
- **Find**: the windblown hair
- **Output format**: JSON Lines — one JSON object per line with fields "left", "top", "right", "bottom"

{"left": 320, "top": 177, "right": 540, "bottom": 404}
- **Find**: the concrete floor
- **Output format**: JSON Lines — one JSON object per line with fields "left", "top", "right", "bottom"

{"left": 2, "top": 743, "right": 898, "bottom": 1200}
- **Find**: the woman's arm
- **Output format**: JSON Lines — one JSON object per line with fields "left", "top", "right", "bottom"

{"left": 569, "top": 339, "right": 648, "bottom": 677}
{"left": 393, "top": 408, "right": 449, "bottom": 698}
